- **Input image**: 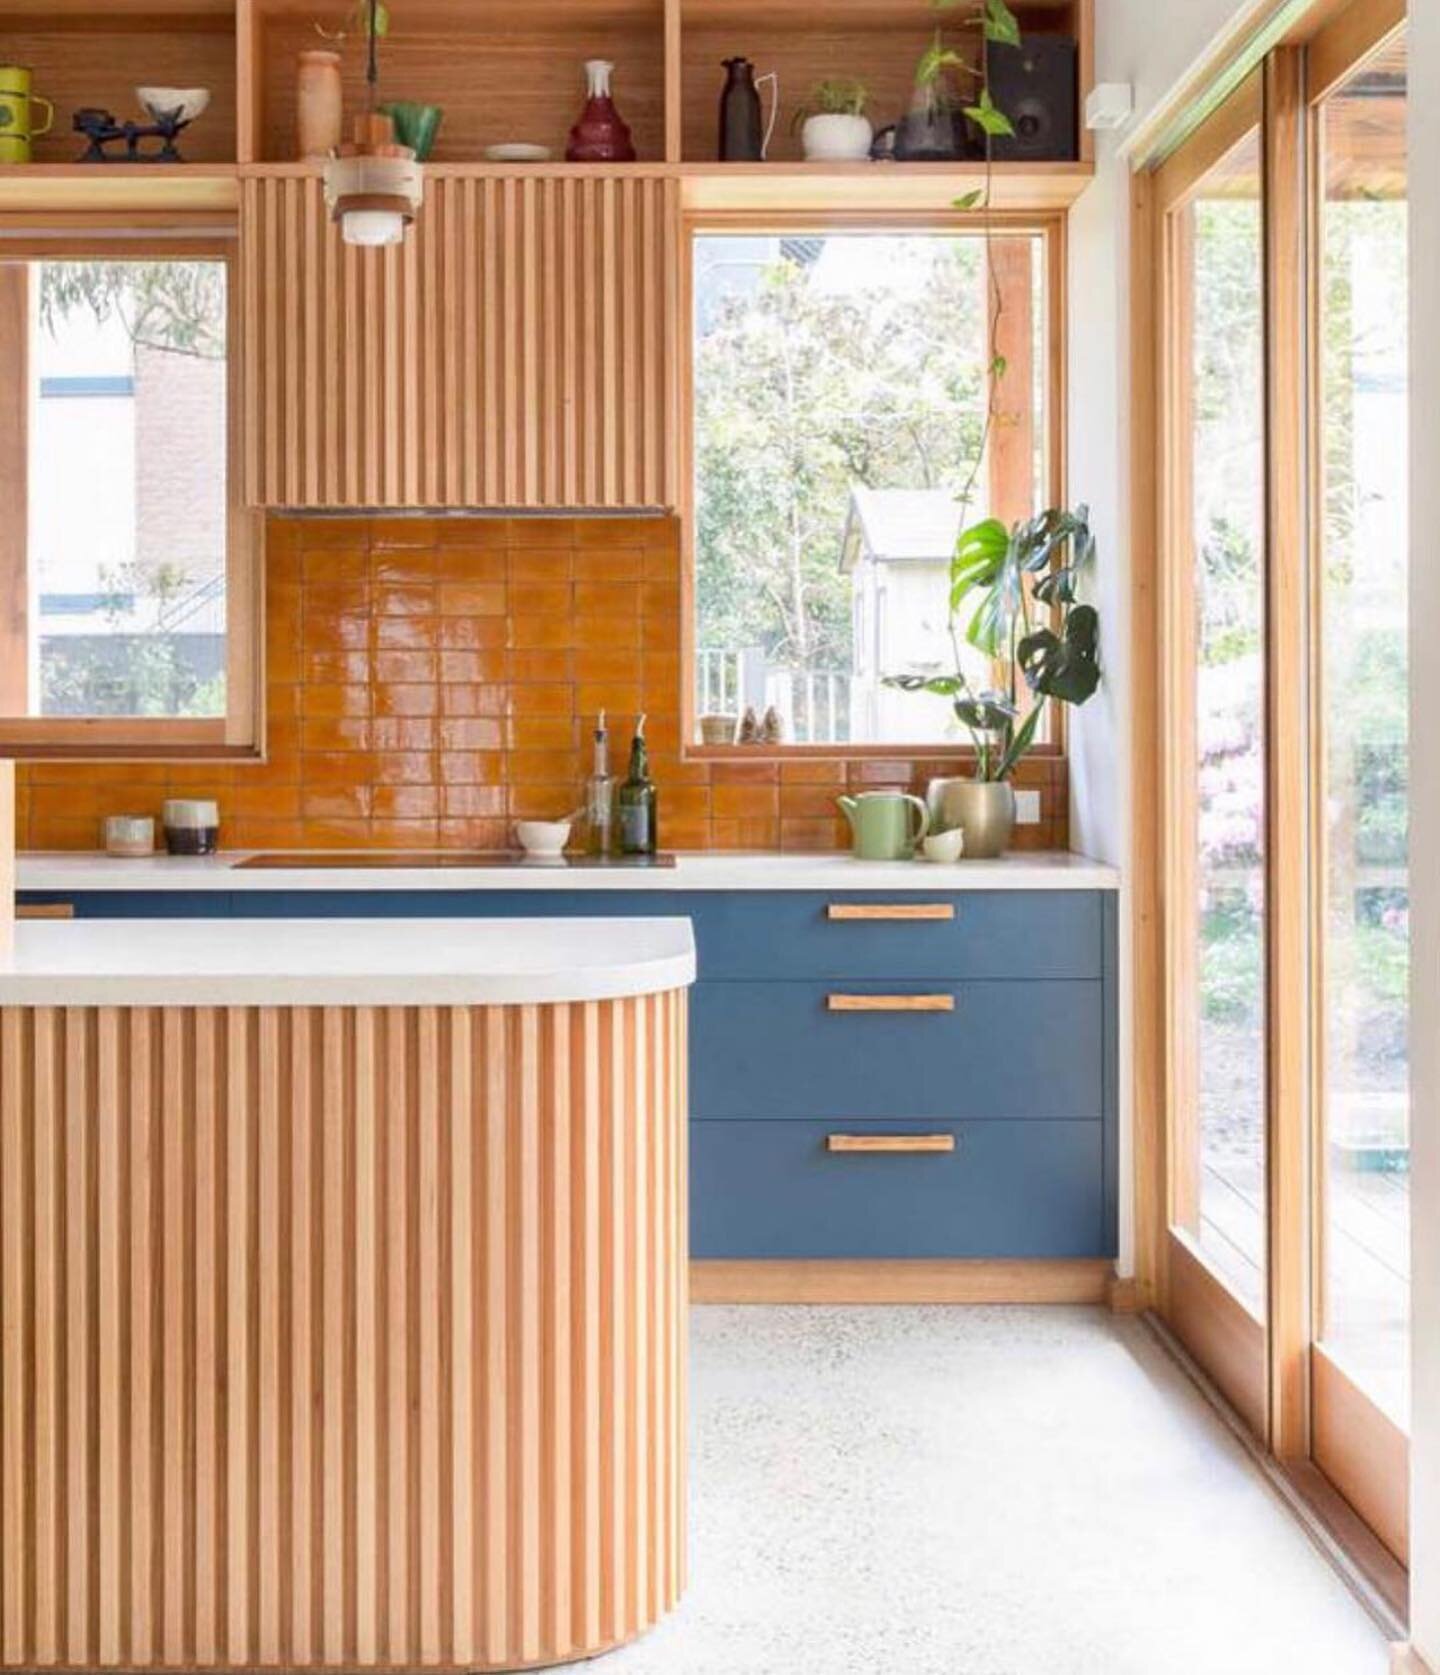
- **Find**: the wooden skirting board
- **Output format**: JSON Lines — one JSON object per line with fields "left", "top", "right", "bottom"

{"left": 689, "top": 1260, "right": 1114, "bottom": 1306}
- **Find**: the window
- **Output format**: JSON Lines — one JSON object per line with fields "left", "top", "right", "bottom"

{"left": 1314, "top": 22, "right": 1410, "bottom": 1433}
{"left": 0, "top": 239, "right": 257, "bottom": 754}
{"left": 1143, "top": 1, "right": 1412, "bottom": 1574}
{"left": 689, "top": 226, "right": 1055, "bottom": 749}
{"left": 1165, "top": 118, "right": 1269, "bottom": 1324}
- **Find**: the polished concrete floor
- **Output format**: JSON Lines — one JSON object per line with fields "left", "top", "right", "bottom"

{"left": 596, "top": 1305, "right": 1389, "bottom": 1675}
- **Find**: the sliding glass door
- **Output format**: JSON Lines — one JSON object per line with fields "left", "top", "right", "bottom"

{"left": 1148, "top": 0, "right": 1410, "bottom": 1575}
{"left": 1156, "top": 79, "right": 1269, "bottom": 1434}
{"left": 1311, "top": 22, "right": 1410, "bottom": 1564}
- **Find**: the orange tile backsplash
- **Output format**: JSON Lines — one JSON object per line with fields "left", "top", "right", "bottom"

{"left": 15, "top": 514, "right": 1069, "bottom": 854}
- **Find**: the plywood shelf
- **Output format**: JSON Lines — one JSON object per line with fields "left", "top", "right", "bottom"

{"left": 0, "top": 163, "right": 240, "bottom": 211}
{"left": 675, "top": 158, "right": 1093, "bottom": 211}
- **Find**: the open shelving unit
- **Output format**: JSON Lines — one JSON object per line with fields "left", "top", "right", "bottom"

{"left": 0, "top": 0, "right": 1093, "bottom": 212}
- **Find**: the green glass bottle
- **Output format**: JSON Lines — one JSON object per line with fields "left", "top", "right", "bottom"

{"left": 616, "top": 713, "right": 658, "bottom": 856}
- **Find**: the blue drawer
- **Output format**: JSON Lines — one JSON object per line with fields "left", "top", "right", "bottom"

{"left": 226, "top": 888, "right": 1101, "bottom": 980}
{"left": 682, "top": 890, "right": 1102, "bottom": 980}
{"left": 691, "top": 1118, "right": 1108, "bottom": 1258}
{"left": 34, "top": 887, "right": 1103, "bottom": 980}
{"left": 691, "top": 979, "right": 1103, "bottom": 1120}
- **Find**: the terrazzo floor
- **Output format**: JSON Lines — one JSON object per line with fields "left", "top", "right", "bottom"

{"left": 593, "top": 1305, "right": 1389, "bottom": 1675}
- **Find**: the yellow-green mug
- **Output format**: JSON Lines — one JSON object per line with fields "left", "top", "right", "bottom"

{"left": 0, "top": 66, "right": 54, "bottom": 164}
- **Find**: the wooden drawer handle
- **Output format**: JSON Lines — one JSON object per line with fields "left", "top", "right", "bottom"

{"left": 827, "top": 903, "right": 955, "bottom": 923}
{"left": 17, "top": 903, "right": 74, "bottom": 920}
{"left": 827, "top": 993, "right": 954, "bottom": 1013}
{"left": 827, "top": 1134, "right": 957, "bottom": 1155}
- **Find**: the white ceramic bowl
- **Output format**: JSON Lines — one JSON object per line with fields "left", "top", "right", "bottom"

{"left": 137, "top": 86, "right": 212, "bottom": 124}
{"left": 515, "top": 819, "right": 572, "bottom": 857}
{"left": 921, "top": 828, "right": 966, "bottom": 864}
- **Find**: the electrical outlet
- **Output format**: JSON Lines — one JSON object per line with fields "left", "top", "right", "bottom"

{"left": 1015, "top": 789, "right": 1042, "bottom": 826}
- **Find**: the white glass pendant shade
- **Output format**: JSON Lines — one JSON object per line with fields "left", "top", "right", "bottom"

{"left": 323, "top": 126, "right": 423, "bottom": 248}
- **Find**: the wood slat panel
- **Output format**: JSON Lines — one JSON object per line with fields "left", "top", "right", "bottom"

{"left": 0, "top": 994, "right": 686, "bottom": 1672}
{"left": 242, "top": 175, "right": 681, "bottom": 511}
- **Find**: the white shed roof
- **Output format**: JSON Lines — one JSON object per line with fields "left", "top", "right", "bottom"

{"left": 840, "top": 487, "right": 964, "bottom": 572}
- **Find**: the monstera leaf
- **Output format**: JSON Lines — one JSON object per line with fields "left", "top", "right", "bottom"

{"left": 1018, "top": 605, "right": 1101, "bottom": 705}
{"left": 954, "top": 692, "right": 1016, "bottom": 741}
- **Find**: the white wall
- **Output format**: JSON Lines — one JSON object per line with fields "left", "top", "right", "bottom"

{"left": 1406, "top": 1, "right": 1439, "bottom": 1661}
{"left": 1068, "top": 0, "right": 1263, "bottom": 869}
{"left": 1067, "top": 0, "right": 1259, "bottom": 1275}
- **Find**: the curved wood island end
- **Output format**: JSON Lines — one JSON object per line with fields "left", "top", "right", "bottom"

{"left": 0, "top": 919, "right": 692, "bottom": 1672}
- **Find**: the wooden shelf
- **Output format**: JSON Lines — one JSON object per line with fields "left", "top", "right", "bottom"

{"left": 0, "top": 163, "right": 240, "bottom": 211}
{"left": 0, "top": 158, "right": 1090, "bottom": 215}
{"left": 675, "top": 159, "right": 1093, "bottom": 211}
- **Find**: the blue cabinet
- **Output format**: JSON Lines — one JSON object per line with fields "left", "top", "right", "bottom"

{"left": 691, "top": 1119, "right": 1105, "bottom": 1259}
{"left": 19, "top": 882, "right": 1119, "bottom": 1261}
{"left": 692, "top": 980, "right": 1103, "bottom": 1121}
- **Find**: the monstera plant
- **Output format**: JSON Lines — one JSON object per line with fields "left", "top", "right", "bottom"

{"left": 886, "top": 506, "right": 1101, "bottom": 782}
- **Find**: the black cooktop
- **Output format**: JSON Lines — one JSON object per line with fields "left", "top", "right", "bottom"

{"left": 232, "top": 851, "right": 678, "bottom": 870}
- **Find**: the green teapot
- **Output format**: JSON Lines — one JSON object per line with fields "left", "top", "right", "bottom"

{"left": 837, "top": 791, "right": 929, "bottom": 861}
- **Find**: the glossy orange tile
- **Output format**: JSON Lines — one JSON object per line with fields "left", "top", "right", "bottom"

{"left": 376, "top": 617, "right": 439, "bottom": 650}
{"left": 15, "top": 511, "right": 1071, "bottom": 857}
{"left": 507, "top": 548, "right": 573, "bottom": 583}
{"left": 437, "top": 582, "right": 506, "bottom": 616}
{"left": 574, "top": 547, "right": 646, "bottom": 582}
{"left": 509, "top": 581, "right": 573, "bottom": 617}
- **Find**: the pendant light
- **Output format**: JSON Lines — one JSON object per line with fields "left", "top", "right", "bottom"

{"left": 322, "top": 0, "right": 422, "bottom": 247}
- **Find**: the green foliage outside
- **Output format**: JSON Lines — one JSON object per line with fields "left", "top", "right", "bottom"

{"left": 35, "top": 262, "right": 227, "bottom": 720}
{"left": 694, "top": 236, "right": 989, "bottom": 679}
{"left": 1193, "top": 188, "right": 1408, "bottom": 1097}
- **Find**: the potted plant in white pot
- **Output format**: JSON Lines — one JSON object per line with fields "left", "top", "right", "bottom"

{"left": 792, "top": 79, "right": 873, "bottom": 161}
{"left": 885, "top": 507, "right": 1101, "bottom": 857}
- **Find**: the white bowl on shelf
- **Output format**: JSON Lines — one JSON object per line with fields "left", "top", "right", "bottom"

{"left": 485, "top": 142, "right": 552, "bottom": 163}
{"left": 515, "top": 818, "right": 572, "bottom": 858}
{"left": 136, "top": 86, "right": 212, "bottom": 124}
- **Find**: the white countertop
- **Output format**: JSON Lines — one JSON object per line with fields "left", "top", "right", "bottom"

{"left": 0, "top": 917, "right": 697, "bottom": 1008}
{"left": 16, "top": 849, "right": 1120, "bottom": 893}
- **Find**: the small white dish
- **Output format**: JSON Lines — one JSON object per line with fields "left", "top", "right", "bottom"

{"left": 921, "top": 828, "right": 966, "bottom": 864}
{"left": 485, "top": 142, "right": 552, "bottom": 163}
{"left": 136, "top": 85, "right": 211, "bottom": 124}
{"left": 515, "top": 818, "right": 572, "bottom": 857}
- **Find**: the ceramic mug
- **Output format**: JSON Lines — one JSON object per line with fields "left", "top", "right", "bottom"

{"left": 0, "top": 66, "right": 54, "bottom": 164}
{"left": 837, "top": 791, "right": 930, "bottom": 861}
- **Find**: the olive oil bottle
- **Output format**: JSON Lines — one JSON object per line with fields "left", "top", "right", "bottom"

{"left": 616, "top": 713, "right": 658, "bottom": 856}
{"left": 585, "top": 709, "right": 614, "bottom": 855}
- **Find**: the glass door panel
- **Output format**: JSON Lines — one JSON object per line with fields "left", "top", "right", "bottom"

{"left": 1168, "top": 122, "right": 1269, "bottom": 1323}
{"left": 1315, "top": 29, "right": 1409, "bottom": 1428}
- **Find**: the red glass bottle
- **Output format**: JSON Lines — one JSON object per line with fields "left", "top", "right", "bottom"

{"left": 566, "top": 59, "right": 637, "bottom": 162}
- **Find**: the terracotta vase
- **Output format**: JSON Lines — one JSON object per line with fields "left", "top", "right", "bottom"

{"left": 296, "top": 49, "right": 343, "bottom": 159}
{"left": 566, "top": 59, "right": 636, "bottom": 162}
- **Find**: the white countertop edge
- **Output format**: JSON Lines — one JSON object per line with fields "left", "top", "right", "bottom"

{"left": 16, "top": 849, "right": 1121, "bottom": 893}
{"left": 0, "top": 918, "right": 697, "bottom": 1008}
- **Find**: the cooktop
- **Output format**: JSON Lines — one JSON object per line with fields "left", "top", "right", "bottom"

{"left": 232, "top": 851, "right": 678, "bottom": 870}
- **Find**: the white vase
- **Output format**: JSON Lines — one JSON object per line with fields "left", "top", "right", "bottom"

{"left": 801, "top": 112, "right": 873, "bottom": 162}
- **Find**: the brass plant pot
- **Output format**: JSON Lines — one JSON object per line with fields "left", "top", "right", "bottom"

{"left": 926, "top": 778, "right": 1016, "bottom": 860}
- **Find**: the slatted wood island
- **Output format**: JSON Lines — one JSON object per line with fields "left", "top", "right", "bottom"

{"left": 0, "top": 915, "right": 694, "bottom": 1672}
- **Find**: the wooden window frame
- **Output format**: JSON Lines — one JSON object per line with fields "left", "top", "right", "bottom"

{"left": 1131, "top": 0, "right": 1410, "bottom": 1611}
{"left": 0, "top": 226, "right": 261, "bottom": 760}
{"left": 679, "top": 209, "right": 1068, "bottom": 763}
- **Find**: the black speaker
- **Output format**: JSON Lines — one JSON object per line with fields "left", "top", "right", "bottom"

{"left": 985, "top": 37, "right": 1078, "bottom": 162}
